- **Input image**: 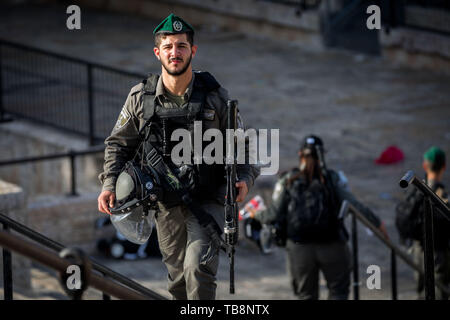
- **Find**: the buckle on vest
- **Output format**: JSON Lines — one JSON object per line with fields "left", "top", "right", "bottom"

{"left": 202, "top": 109, "right": 215, "bottom": 121}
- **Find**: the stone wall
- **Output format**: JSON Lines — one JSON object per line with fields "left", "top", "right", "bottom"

{"left": 9, "top": 0, "right": 450, "bottom": 72}
{"left": 0, "top": 120, "right": 104, "bottom": 199}
{"left": 70, "top": 0, "right": 323, "bottom": 50}
{"left": 27, "top": 192, "right": 101, "bottom": 253}
{"left": 381, "top": 27, "right": 450, "bottom": 74}
{"left": 380, "top": 5, "right": 450, "bottom": 74}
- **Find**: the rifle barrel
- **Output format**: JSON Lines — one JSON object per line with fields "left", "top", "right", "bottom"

{"left": 230, "top": 249, "right": 235, "bottom": 294}
{"left": 225, "top": 99, "right": 238, "bottom": 295}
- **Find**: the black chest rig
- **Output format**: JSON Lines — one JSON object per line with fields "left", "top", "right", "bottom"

{"left": 139, "top": 71, "right": 226, "bottom": 208}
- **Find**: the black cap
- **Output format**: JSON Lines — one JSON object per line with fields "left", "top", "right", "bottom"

{"left": 300, "top": 135, "right": 324, "bottom": 157}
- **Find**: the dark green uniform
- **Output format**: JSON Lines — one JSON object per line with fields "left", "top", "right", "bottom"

{"left": 99, "top": 73, "right": 258, "bottom": 194}
{"left": 99, "top": 73, "right": 259, "bottom": 299}
{"left": 255, "top": 167, "right": 381, "bottom": 300}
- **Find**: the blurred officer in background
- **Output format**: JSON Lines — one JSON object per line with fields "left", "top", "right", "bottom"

{"left": 250, "top": 135, "right": 388, "bottom": 300}
{"left": 396, "top": 146, "right": 449, "bottom": 299}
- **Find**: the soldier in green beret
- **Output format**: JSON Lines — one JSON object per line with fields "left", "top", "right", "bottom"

{"left": 396, "top": 146, "right": 449, "bottom": 299}
{"left": 152, "top": 13, "right": 197, "bottom": 78}
{"left": 97, "top": 13, "right": 259, "bottom": 300}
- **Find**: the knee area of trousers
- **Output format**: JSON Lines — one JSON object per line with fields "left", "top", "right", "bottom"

{"left": 184, "top": 263, "right": 216, "bottom": 279}
{"left": 184, "top": 264, "right": 201, "bottom": 276}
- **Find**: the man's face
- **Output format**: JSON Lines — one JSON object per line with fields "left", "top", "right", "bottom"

{"left": 423, "top": 160, "right": 446, "bottom": 181}
{"left": 153, "top": 33, "right": 197, "bottom": 76}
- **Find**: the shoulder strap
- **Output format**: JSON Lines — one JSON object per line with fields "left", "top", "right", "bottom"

{"left": 142, "top": 73, "right": 159, "bottom": 94}
{"left": 141, "top": 74, "right": 160, "bottom": 121}
{"left": 193, "top": 71, "right": 221, "bottom": 92}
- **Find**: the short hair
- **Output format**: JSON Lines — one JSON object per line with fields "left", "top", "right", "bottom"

{"left": 425, "top": 158, "right": 446, "bottom": 173}
{"left": 424, "top": 146, "right": 446, "bottom": 173}
{"left": 154, "top": 31, "right": 194, "bottom": 48}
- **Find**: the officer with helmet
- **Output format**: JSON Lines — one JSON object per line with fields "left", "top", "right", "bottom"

{"left": 97, "top": 14, "right": 259, "bottom": 300}
{"left": 250, "top": 135, "right": 389, "bottom": 299}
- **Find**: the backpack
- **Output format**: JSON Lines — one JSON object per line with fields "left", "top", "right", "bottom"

{"left": 395, "top": 188, "right": 423, "bottom": 244}
{"left": 396, "top": 182, "right": 449, "bottom": 247}
{"left": 285, "top": 176, "right": 339, "bottom": 243}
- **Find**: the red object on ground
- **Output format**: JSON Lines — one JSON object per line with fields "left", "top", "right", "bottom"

{"left": 375, "top": 146, "right": 405, "bottom": 164}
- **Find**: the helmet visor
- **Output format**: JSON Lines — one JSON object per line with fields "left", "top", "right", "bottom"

{"left": 110, "top": 207, "right": 155, "bottom": 245}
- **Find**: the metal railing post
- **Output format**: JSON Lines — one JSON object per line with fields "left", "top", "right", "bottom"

{"left": 101, "top": 272, "right": 111, "bottom": 300}
{"left": 69, "top": 150, "right": 78, "bottom": 196}
{"left": 391, "top": 249, "right": 397, "bottom": 300}
{"left": 2, "top": 223, "right": 13, "bottom": 300}
{"left": 423, "top": 196, "right": 436, "bottom": 300}
{"left": 0, "top": 43, "right": 13, "bottom": 124}
{"left": 0, "top": 43, "right": 10, "bottom": 124}
{"left": 351, "top": 212, "right": 359, "bottom": 300}
{"left": 0, "top": 43, "right": 3, "bottom": 122}
{"left": 87, "top": 64, "right": 94, "bottom": 146}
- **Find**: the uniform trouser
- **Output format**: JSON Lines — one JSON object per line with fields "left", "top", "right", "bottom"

{"left": 154, "top": 202, "right": 223, "bottom": 300}
{"left": 286, "top": 239, "right": 352, "bottom": 300}
{"left": 412, "top": 240, "right": 450, "bottom": 300}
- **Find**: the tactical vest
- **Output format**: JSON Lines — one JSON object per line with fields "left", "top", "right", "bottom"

{"left": 139, "top": 71, "right": 226, "bottom": 208}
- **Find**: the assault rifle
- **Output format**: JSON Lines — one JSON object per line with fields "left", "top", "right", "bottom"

{"left": 224, "top": 99, "right": 239, "bottom": 294}
{"left": 138, "top": 100, "right": 240, "bottom": 294}
{"left": 139, "top": 120, "right": 225, "bottom": 260}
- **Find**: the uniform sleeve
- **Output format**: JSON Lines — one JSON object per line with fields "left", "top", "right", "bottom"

{"left": 433, "top": 185, "right": 450, "bottom": 223}
{"left": 255, "top": 174, "right": 290, "bottom": 225}
{"left": 214, "top": 87, "right": 261, "bottom": 190}
{"left": 332, "top": 172, "right": 381, "bottom": 228}
{"left": 435, "top": 186, "right": 448, "bottom": 204}
{"left": 98, "top": 86, "right": 142, "bottom": 192}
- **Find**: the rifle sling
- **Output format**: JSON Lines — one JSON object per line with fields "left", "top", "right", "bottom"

{"left": 144, "top": 141, "right": 225, "bottom": 248}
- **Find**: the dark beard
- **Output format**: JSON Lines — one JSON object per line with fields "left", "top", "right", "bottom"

{"left": 162, "top": 54, "right": 192, "bottom": 76}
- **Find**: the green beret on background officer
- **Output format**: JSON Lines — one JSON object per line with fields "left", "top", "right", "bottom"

{"left": 97, "top": 13, "right": 260, "bottom": 300}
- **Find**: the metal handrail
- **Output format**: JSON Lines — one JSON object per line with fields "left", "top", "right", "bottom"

{"left": 0, "top": 230, "right": 148, "bottom": 300}
{"left": 0, "top": 38, "right": 147, "bottom": 145}
{"left": 400, "top": 170, "right": 450, "bottom": 218}
{"left": 0, "top": 39, "right": 145, "bottom": 79}
{"left": 0, "top": 213, "right": 167, "bottom": 300}
{"left": 344, "top": 199, "right": 450, "bottom": 299}
{"left": 0, "top": 146, "right": 104, "bottom": 166}
{"left": 399, "top": 170, "right": 450, "bottom": 300}
{"left": 0, "top": 146, "right": 105, "bottom": 196}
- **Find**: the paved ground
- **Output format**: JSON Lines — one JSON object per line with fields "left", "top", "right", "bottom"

{"left": 1, "top": 3, "right": 449, "bottom": 300}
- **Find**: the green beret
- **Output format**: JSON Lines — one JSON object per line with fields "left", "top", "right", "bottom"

{"left": 153, "top": 13, "right": 195, "bottom": 35}
{"left": 424, "top": 146, "right": 446, "bottom": 167}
